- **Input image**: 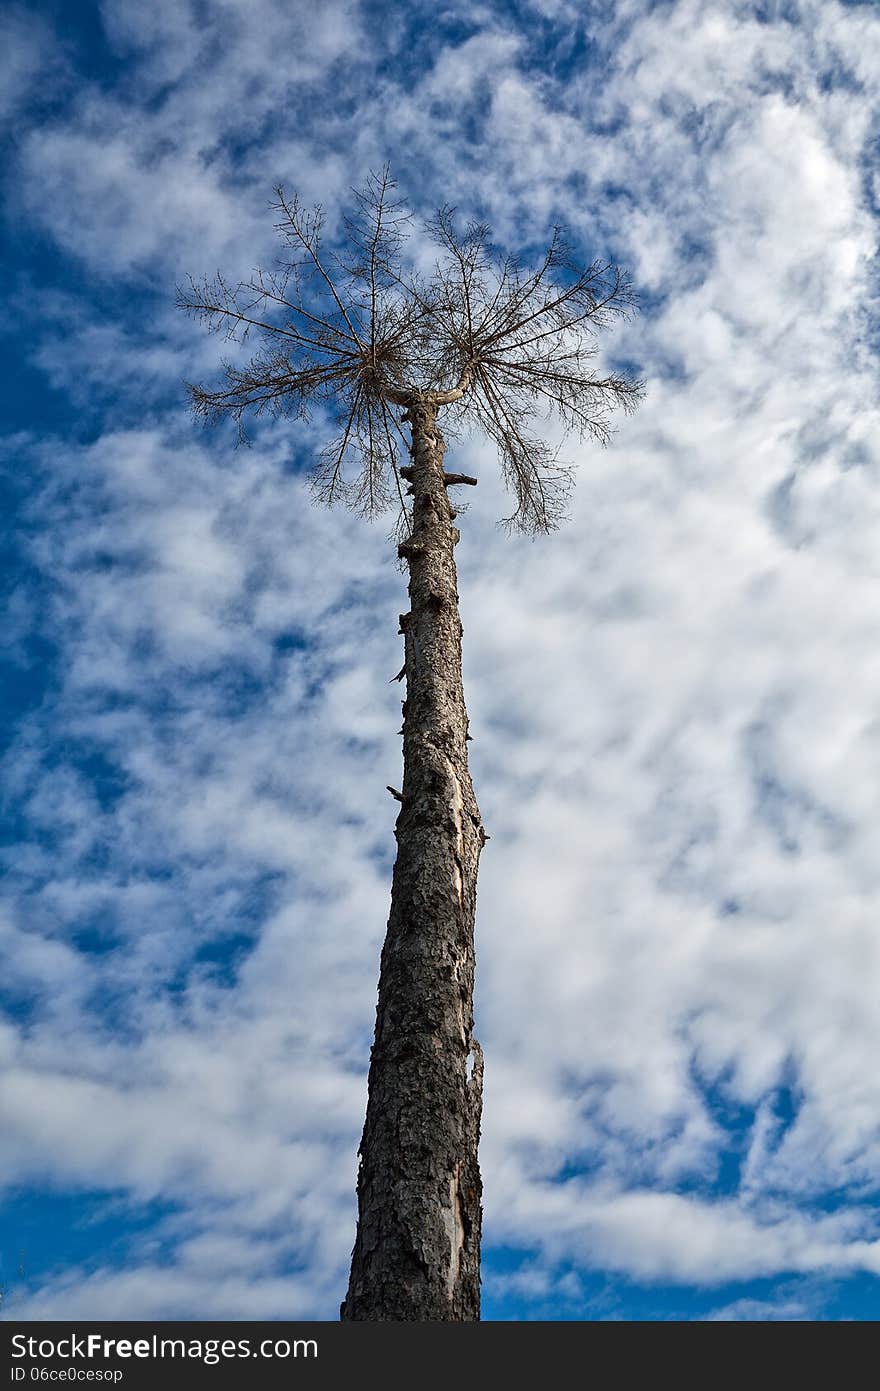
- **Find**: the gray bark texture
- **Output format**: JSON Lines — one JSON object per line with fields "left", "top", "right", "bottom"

{"left": 341, "top": 400, "right": 486, "bottom": 1321}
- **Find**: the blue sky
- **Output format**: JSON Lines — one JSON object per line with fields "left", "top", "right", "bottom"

{"left": 2, "top": 0, "right": 880, "bottom": 1322}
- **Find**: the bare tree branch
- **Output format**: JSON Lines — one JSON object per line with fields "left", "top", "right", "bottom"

{"left": 178, "top": 172, "right": 644, "bottom": 534}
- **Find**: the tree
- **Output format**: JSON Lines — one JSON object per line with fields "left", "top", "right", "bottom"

{"left": 178, "top": 170, "right": 642, "bottom": 1321}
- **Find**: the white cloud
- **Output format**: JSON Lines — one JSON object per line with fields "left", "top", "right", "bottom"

{"left": 0, "top": 9, "right": 64, "bottom": 125}
{"left": 492, "top": 1180, "right": 880, "bottom": 1284}
{"left": 3, "top": 0, "right": 880, "bottom": 1319}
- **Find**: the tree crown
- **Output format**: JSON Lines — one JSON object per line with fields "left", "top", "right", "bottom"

{"left": 178, "top": 169, "right": 643, "bottom": 533}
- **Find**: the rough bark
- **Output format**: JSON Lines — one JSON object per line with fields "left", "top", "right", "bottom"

{"left": 341, "top": 398, "right": 486, "bottom": 1321}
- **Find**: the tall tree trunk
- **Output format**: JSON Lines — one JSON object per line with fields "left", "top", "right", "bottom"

{"left": 341, "top": 399, "right": 486, "bottom": 1321}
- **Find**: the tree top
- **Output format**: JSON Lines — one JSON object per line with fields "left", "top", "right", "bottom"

{"left": 178, "top": 168, "right": 643, "bottom": 534}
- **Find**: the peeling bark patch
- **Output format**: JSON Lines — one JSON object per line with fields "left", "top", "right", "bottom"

{"left": 453, "top": 862, "right": 463, "bottom": 908}
{"left": 452, "top": 953, "right": 468, "bottom": 1049}
{"left": 446, "top": 757, "right": 464, "bottom": 854}
{"left": 444, "top": 1169, "right": 465, "bottom": 1301}
{"left": 446, "top": 755, "right": 465, "bottom": 908}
